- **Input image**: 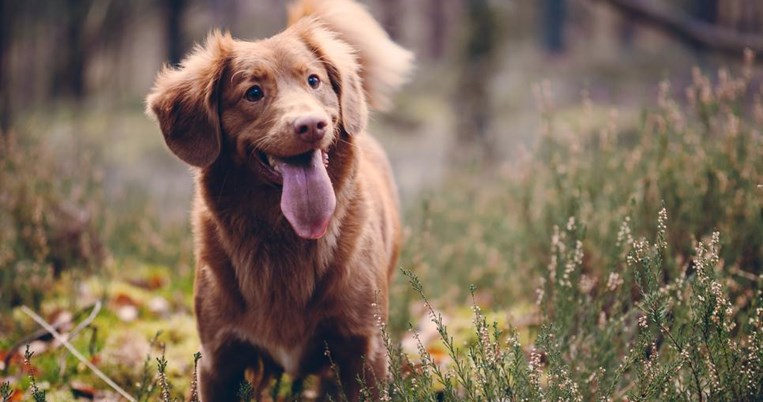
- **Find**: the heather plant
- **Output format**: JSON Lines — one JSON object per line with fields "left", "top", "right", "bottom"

{"left": 124, "top": 200, "right": 763, "bottom": 401}
{"left": 237, "top": 381, "right": 254, "bottom": 402}
{"left": 375, "top": 209, "right": 763, "bottom": 401}
{"left": 23, "top": 345, "right": 47, "bottom": 402}
{"left": 134, "top": 354, "right": 159, "bottom": 402}
{"left": 0, "top": 128, "right": 193, "bottom": 315}
{"left": 401, "top": 53, "right": 763, "bottom": 311}
{"left": 381, "top": 55, "right": 763, "bottom": 401}
{"left": 157, "top": 351, "right": 172, "bottom": 402}
{"left": 0, "top": 132, "right": 104, "bottom": 312}
{"left": 189, "top": 352, "right": 202, "bottom": 402}
{"left": 0, "top": 381, "right": 12, "bottom": 402}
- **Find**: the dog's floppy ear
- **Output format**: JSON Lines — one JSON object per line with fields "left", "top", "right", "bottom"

{"left": 298, "top": 22, "right": 368, "bottom": 136}
{"left": 146, "top": 31, "right": 233, "bottom": 167}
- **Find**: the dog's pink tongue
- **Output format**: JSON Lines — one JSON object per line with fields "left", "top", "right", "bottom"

{"left": 278, "top": 150, "right": 336, "bottom": 239}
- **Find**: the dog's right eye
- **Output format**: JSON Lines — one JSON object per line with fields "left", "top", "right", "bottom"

{"left": 244, "top": 85, "right": 265, "bottom": 102}
{"left": 307, "top": 74, "right": 320, "bottom": 89}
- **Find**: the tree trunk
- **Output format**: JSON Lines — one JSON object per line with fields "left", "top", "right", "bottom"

{"left": 693, "top": 0, "right": 718, "bottom": 25}
{"left": 99, "top": 1, "right": 132, "bottom": 98}
{"left": 164, "top": 0, "right": 187, "bottom": 66}
{"left": 380, "top": 0, "right": 402, "bottom": 41}
{"left": 208, "top": 0, "right": 239, "bottom": 33}
{"left": 50, "top": 0, "right": 91, "bottom": 100}
{"left": 541, "top": 0, "right": 567, "bottom": 54}
{"left": 427, "top": 0, "right": 446, "bottom": 59}
{"left": 454, "top": 0, "right": 499, "bottom": 164}
{"left": 66, "top": 1, "right": 87, "bottom": 100}
{"left": 619, "top": 17, "right": 636, "bottom": 50}
{"left": 688, "top": 0, "right": 717, "bottom": 58}
{"left": 0, "top": 0, "right": 12, "bottom": 135}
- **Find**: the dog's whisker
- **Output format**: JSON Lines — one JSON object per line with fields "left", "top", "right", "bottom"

{"left": 334, "top": 136, "right": 362, "bottom": 151}
{"left": 250, "top": 134, "right": 278, "bottom": 151}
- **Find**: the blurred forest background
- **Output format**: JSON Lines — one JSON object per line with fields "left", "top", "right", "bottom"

{"left": 2, "top": 0, "right": 763, "bottom": 400}
{"left": 1, "top": 0, "right": 762, "bottom": 209}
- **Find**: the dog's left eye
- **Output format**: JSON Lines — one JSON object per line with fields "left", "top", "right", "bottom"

{"left": 244, "top": 85, "right": 265, "bottom": 102}
{"left": 307, "top": 74, "right": 320, "bottom": 89}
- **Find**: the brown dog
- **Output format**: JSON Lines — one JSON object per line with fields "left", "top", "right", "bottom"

{"left": 145, "top": 0, "right": 412, "bottom": 400}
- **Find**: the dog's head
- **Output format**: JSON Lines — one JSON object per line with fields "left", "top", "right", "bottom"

{"left": 146, "top": 23, "right": 365, "bottom": 239}
{"left": 146, "top": 1, "right": 412, "bottom": 240}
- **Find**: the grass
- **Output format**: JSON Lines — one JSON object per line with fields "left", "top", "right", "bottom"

{"left": 1, "top": 54, "right": 763, "bottom": 400}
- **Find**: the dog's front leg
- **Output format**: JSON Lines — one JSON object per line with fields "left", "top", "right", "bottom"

{"left": 198, "top": 351, "right": 246, "bottom": 402}
{"left": 320, "top": 335, "right": 386, "bottom": 402}
{"left": 198, "top": 363, "right": 244, "bottom": 401}
{"left": 197, "top": 338, "right": 262, "bottom": 402}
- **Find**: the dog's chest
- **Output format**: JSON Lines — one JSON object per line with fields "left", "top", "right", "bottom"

{"left": 232, "top": 306, "right": 315, "bottom": 376}
{"left": 208, "top": 217, "right": 347, "bottom": 375}
{"left": 231, "top": 250, "right": 333, "bottom": 375}
{"left": 272, "top": 344, "right": 305, "bottom": 375}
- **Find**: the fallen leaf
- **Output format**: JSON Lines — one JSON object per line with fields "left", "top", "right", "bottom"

{"left": 70, "top": 381, "right": 97, "bottom": 399}
{"left": 111, "top": 293, "right": 138, "bottom": 307}
{"left": 127, "top": 273, "right": 166, "bottom": 291}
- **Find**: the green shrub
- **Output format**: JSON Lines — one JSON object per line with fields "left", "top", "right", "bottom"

{"left": 0, "top": 132, "right": 104, "bottom": 312}
{"left": 387, "top": 56, "right": 763, "bottom": 400}
{"left": 385, "top": 209, "right": 762, "bottom": 400}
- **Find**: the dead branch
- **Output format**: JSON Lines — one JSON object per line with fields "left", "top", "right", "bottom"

{"left": 600, "top": 0, "right": 763, "bottom": 56}
{"left": 19, "top": 304, "right": 136, "bottom": 402}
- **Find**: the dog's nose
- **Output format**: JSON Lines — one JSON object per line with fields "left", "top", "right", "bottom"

{"left": 293, "top": 116, "right": 328, "bottom": 143}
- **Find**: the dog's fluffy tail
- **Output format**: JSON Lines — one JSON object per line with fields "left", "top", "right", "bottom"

{"left": 288, "top": 0, "right": 414, "bottom": 110}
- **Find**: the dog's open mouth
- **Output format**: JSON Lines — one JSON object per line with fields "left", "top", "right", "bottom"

{"left": 255, "top": 149, "right": 329, "bottom": 185}
{"left": 255, "top": 149, "right": 336, "bottom": 240}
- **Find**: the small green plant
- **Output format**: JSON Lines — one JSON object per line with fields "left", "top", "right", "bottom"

{"left": 237, "top": 380, "right": 254, "bottom": 402}
{"left": 1, "top": 381, "right": 14, "bottom": 402}
{"left": 23, "top": 345, "right": 47, "bottom": 402}
{"left": 322, "top": 344, "right": 349, "bottom": 402}
{"left": 375, "top": 205, "right": 763, "bottom": 401}
{"left": 156, "top": 349, "right": 171, "bottom": 402}
{"left": 189, "top": 352, "right": 202, "bottom": 402}
{"left": 132, "top": 340, "right": 154, "bottom": 401}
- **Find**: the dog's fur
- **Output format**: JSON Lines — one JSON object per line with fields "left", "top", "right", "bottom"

{"left": 145, "top": 0, "right": 412, "bottom": 400}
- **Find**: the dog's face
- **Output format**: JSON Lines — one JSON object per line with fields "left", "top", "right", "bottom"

{"left": 221, "top": 36, "right": 338, "bottom": 173}
{"left": 147, "top": 22, "right": 369, "bottom": 239}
